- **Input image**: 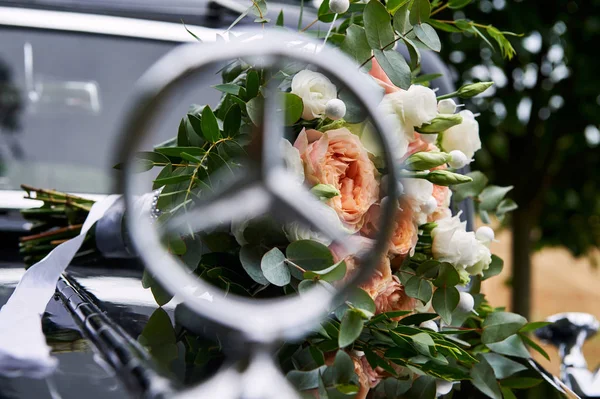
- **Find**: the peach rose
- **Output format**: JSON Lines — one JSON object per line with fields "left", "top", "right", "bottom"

{"left": 373, "top": 275, "right": 417, "bottom": 315}
{"left": 369, "top": 58, "right": 400, "bottom": 94}
{"left": 361, "top": 201, "right": 418, "bottom": 256}
{"left": 295, "top": 128, "right": 379, "bottom": 232}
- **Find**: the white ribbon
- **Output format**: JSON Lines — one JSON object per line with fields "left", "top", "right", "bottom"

{"left": 0, "top": 195, "right": 120, "bottom": 378}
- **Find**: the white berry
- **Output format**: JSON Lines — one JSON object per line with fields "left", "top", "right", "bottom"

{"left": 436, "top": 379, "right": 453, "bottom": 396}
{"left": 325, "top": 99, "right": 346, "bottom": 120}
{"left": 437, "top": 99, "right": 457, "bottom": 115}
{"left": 457, "top": 291, "right": 475, "bottom": 313}
{"left": 422, "top": 196, "right": 438, "bottom": 215}
{"left": 448, "top": 150, "right": 469, "bottom": 169}
{"left": 420, "top": 320, "right": 439, "bottom": 332}
{"left": 329, "top": 0, "right": 350, "bottom": 14}
{"left": 421, "top": 133, "right": 438, "bottom": 144}
{"left": 476, "top": 226, "right": 495, "bottom": 243}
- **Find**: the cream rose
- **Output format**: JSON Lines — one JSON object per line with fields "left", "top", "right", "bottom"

{"left": 401, "top": 178, "right": 434, "bottom": 226}
{"left": 440, "top": 110, "right": 481, "bottom": 160}
{"left": 431, "top": 214, "right": 492, "bottom": 275}
{"left": 294, "top": 128, "right": 379, "bottom": 232}
{"left": 290, "top": 70, "right": 337, "bottom": 120}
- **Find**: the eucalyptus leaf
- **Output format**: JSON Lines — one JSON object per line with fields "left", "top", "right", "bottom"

{"left": 405, "top": 276, "right": 433, "bottom": 304}
{"left": 482, "top": 312, "right": 527, "bottom": 344}
{"left": 432, "top": 286, "right": 459, "bottom": 324}
{"left": 451, "top": 171, "right": 489, "bottom": 202}
{"left": 239, "top": 245, "right": 270, "bottom": 285}
{"left": 470, "top": 354, "right": 502, "bottom": 399}
{"left": 213, "top": 83, "right": 241, "bottom": 95}
{"left": 364, "top": 0, "right": 395, "bottom": 49}
{"left": 261, "top": 247, "right": 291, "bottom": 286}
{"left": 501, "top": 377, "right": 542, "bottom": 389}
{"left": 482, "top": 255, "right": 503, "bottom": 280}
{"left": 433, "top": 263, "right": 460, "bottom": 287}
{"left": 373, "top": 49, "right": 411, "bottom": 89}
{"left": 286, "top": 240, "right": 334, "bottom": 271}
{"left": 414, "top": 23, "right": 441, "bottom": 51}
{"left": 287, "top": 366, "right": 327, "bottom": 391}
{"left": 341, "top": 25, "right": 372, "bottom": 65}
{"left": 482, "top": 353, "right": 527, "bottom": 379}
{"left": 201, "top": 106, "right": 221, "bottom": 143}
{"left": 409, "top": 0, "right": 430, "bottom": 25}
{"left": 223, "top": 104, "right": 242, "bottom": 138}
{"left": 392, "top": 3, "right": 411, "bottom": 34}
{"left": 479, "top": 185, "right": 514, "bottom": 212}
{"left": 486, "top": 335, "right": 531, "bottom": 358}
{"left": 339, "top": 309, "right": 364, "bottom": 348}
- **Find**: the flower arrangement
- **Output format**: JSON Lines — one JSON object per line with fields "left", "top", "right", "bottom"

{"left": 18, "top": 1, "right": 559, "bottom": 398}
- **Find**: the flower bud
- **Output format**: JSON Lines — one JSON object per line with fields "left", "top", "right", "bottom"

{"left": 405, "top": 151, "right": 452, "bottom": 171}
{"left": 436, "top": 380, "right": 453, "bottom": 396}
{"left": 310, "top": 183, "right": 340, "bottom": 200}
{"left": 426, "top": 170, "right": 473, "bottom": 186}
{"left": 448, "top": 150, "right": 469, "bottom": 169}
{"left": 456, "top": 291, "right": 475, "bottom": 313}
{"left": 423, "top": 196, "right": 438, "bottom": 215}
{"left": 476, "top": 226, "right": 495, "bottom": 244}
{"left": 420, "top": 320, "right": 439, "bottom": 332}
{"left": 329, "top": 0, "right": 350, "bottom": 14}
{"left": 416, "top": 114, "right": 463, "bottom": 133}
{"left": 325, "top": 99, "right": 347, "bottom": 120}
{"left": 456, "top": 81, "right": 494, "bottom": 98}
{"left": 438, "top": 99, "right": 457, "bottom": 114}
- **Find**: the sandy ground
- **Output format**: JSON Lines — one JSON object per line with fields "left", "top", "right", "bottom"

{"left": 482, "top": 229, "right": 600, "bottom": 376}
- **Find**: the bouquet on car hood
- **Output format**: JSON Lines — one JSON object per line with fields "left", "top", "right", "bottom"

{"left": 19, "top": 1, "right": 558, "bottom": 398}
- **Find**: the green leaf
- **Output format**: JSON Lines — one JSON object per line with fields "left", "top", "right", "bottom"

{"left": 223, "top": 104, "right": 242, "bottom": 138}
{"left": 373, "top": 49, "right": 411, "bottom": 90}
{"left": 414, "top": 23, "right": 440, "bottom": 51}
{"left": 448, "top": 0, "right": 471, "bottom": 9}
{"left": 239, "top": 245, "right": 270, "bottom": 285}
{"left": 287, "top": 366, "right": 327, "bottom": 390}
{"left": 341, "top": 25, "right": 372, "bottom": 65}
{"left": 409, "top": 0, "right": 430, "bottom": 25}
{"left": 405, "top": 276, "right": 433, "bottom": 304}
{"left": 392, "top": 3, "right": 411, "bottom": 34}
{"left": 416, "top": 260, "right": 440, "bottom": 278}
{"left": 432, "top": 286, "right": 459, "bottom": 324}
{"left": 496, "top": 198, "right": 518, "bottom": 217}
{"left": 482, "top": 255, "right": 503, "bottom": 281}
{"left": 321, "top": 260, "right": 347, "bottom": 283}
{"left": 482, "top": 353, "right": 528, "bottom": 379}
{"left": 286, "top": 240, "right": 334, "bottom": 271}
{"left": 519, "top": 321, "right": 551, "bottom": 334}
{"left": 470, "top": 354, "right": 502, "bottom": 399}
{"left": 339, "top": 309, "right": 364, "bottom": 348}
{"left": 168, "top": 235, "right": 187, "bottom": 255}
{"left": 261, "top": 247, "right": 291, "bottom": 286}
{"left": 402, "top": 36, "right": 420, "bottom": 70}
{"left": 411, "top": 332, "right": 435, "bottom": 356}
{"left": 246, "top": 70, "right": 260, "bottom": 100}
{"left": 153, "top": 174, "right": 194, "bottom": 186}
{"left": 399, "top": 313, "right": 438, "bottom": 326}
{"left": 428, "top": 19, "right": 461, "bottom": 33}
{"left": 501, "top": 387, "right": 517, "bottom": 399}
{"left": 246, "top": 96, "right": 263, "bottom": 126}
{"left": 451, "top": 171, "right": 489, "bottom": 202}
{"left": 155, "top": 146, "right": 206, "bottom": 158}
{"left": 406, "top": 375, "right": 436, "bottom": 399}
{"left": 373, "top": 377, "right": 412, "bottom": 397}
{"left": 520, "top": 333, "right": 550, "bottom": 361}
{"left": 486, "top": 335, "right": 531, "bottom": 358}
{"left": 298, "top": 279, "right": 317, "bottom": 294}
{"left": 281, "top": 93, "right": 304, "bottom": 125}
{"left": 310, "top": 346, "right": 326, "bottom": 366}
{"left": 331, "top": 350, "right": 356, "bottom": 384}
{"left": 433, "top": 263, "right": 460, "bottom": 287}
{"left": 479, "top": 185, "right": 514, "bottom": 212}
{"left": 413, "top": 73, "right": 443, "bottom": 84}
{"left": 364, "top": 0, "right": 395, "bottom": 49}
{"left": 276, "top": 10, "right": 284, "bottom": 26}
{"left": 213, "top": 83, "right": 241, "bottom": 95}
{"left": 201, "top": 106, "right": 221, "bottom": 143}
{"left": 347, "top": 288, "right": 376, "bottom": 318}
{"left": 150, "top": 280, "right": 174, "bottom": 306}
{"left": 386, "top": 0, "right": 410, "bottom": 14}
{"left": 482, "top": 312, "right": 527, "bottom": 344}
{"left": 501, "top": 377, "right": 542, "bottom": 389}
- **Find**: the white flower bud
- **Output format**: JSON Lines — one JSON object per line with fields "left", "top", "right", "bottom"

{"left": 456, "top": 291, "right": 475, "bottom": 313}
{"left": 291, "top": 70, "right": 337, "bottom": 120}
{"left": 436, "top": 379, "right": 454, "bottom": 396}
{"left": 329, "top": 0, "right": 350, "bottom": 13}
{"left": 476, "top": 226, "right": 495, "bottom": 244}
{"left": 438, "top": 99, "right": 457, "bottom": 114}
{"left": 448, "top": 150, "right": 469, "bottom": 169}
{"left": 325, "top": 99, "right": 346, "bottom": 120}
{"left": 420, "top": 320, "right": 439, "bottom": 332}
{"left": 423, "top": 196, "right": 438, "bottom": 215}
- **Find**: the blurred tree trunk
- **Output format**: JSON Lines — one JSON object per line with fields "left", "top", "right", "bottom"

{"left": 511, "top": 206, "right": 534, "bottom": 319}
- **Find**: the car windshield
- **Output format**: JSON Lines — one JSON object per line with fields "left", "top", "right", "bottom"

{"left": 0, "top": 23, "right": 221, "bottom": 194}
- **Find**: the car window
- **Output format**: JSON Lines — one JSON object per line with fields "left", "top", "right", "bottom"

{"left": 0, "top": 26, "right": 222, "bottom": 194}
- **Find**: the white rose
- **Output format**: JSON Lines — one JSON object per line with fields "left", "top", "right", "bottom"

{"left": 401, "top": 178, "right": 434, "bottom": 225}
{"left": 431, "top": 214, "right": 492, "bottom": 274}
{"left": 440, "top": 110, "right": 481, "bottom": 160}
{"left": 280, "top": 139, "right": 304, "bottom": 184}
{"left": 291, "top": 70, "right": 337, "bottom": 120}
{"left": 378, "top": 85, "right": 438, "bottom": 153}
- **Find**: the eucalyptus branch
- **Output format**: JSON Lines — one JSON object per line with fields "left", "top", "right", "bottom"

{"left": 430, "top": 3, "right": 449, "bottom": 16}
{"left": 358, "top": 29, "right": 415, "bottom": 69}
